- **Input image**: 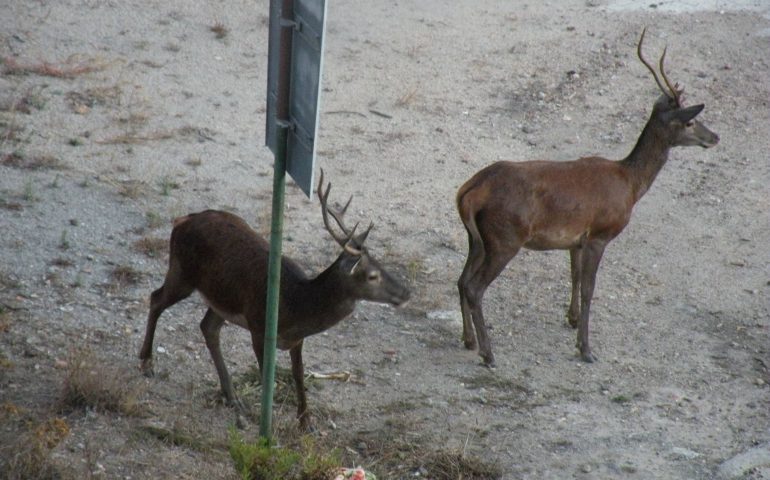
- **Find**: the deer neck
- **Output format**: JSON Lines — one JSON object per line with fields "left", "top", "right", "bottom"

{"left": 283, "top": 261, "right": 357, "bottom": 335}
{"left": 621, "top": 121, "right": 671, "bottom": 202}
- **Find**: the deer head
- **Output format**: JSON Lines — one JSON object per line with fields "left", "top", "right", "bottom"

{"left": 637, "top": 28, "right": 719, "bottom": 149}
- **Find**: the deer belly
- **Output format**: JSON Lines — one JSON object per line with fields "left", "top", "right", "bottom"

{"left": 199, "top": 294, "right": 250, "bottom": 330}
{"left": 525, "top": 229, "right": 584, "bottom": 250}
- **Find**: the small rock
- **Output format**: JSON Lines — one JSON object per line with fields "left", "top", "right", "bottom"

{"left": 671, "top": 446, "right": 701, "bottom": 459}
{"left": 426, "top": 310, "right": 462, "bottom": 325}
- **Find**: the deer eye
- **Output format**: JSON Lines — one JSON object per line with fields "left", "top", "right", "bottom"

{"left": 367, "top": 271, "right": 381, "bottom": 282}
{"left": 685, "top": 121, "right": 694, "bottom": 127}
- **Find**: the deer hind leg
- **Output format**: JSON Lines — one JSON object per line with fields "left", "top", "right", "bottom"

{"left": 576, "top": 240, "right": 606, "bottom": 363}
{"left": 465, "top": 246, "right": 519, "bottom": 368}
{"left": 138, "top": 279, "right": 194, "bottom": 376}
{"left": 289, "top": 341, "right": 312, "bottom": 431}
{"left": 199, "top": 309, "right": 246, "bottom": 412}
{"left": 567, "top": 247, "right": 583, "bottom": 328}
{"left": 458, "top": 229, "right": 486, "bottom": 351}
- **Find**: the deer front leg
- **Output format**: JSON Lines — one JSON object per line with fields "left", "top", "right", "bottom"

{"left": 289, "top": 341, "right": 312, "bottom": 431}
{"left": 576, "top": 241, "right": 606, "bottom": 363}
{"left": 567, "top": 247, "right": 582, "bottom": 328}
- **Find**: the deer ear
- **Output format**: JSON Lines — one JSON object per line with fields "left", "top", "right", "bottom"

{"left": 348, "top": 257, "right": 363, "bottom": 275}
{"left": 669, "top": 104, "right": 704, "bottom": 123}
{"left": 341, "top": 255, "right": 363, "bottom": 275}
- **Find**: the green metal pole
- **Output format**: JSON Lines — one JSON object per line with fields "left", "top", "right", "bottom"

{"left": 260, "top": 0, "right": 293, "bottom": 441}
{"left": 259, "top": 122, "right": 288, "bottom": 439}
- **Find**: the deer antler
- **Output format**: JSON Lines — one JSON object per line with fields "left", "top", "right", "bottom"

{"left": 658, "top": 46, "right": 683, "bottom": 106}
{"left": 637, "top": 28, "right": 682, "bottom": 106}
{"left": 317, "top": 169, "right": 369, "bottom": 255}
{"left": 637, "top": 28, "right": 669, "bottom": 98}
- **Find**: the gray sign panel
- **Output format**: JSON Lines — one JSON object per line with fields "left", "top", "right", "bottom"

{"left": 266, "top": 0, "right": 327, "bottom": 197}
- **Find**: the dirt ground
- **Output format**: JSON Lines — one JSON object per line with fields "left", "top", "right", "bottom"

{"left": 1, "top": 0, "right": 769, "bottom": 478}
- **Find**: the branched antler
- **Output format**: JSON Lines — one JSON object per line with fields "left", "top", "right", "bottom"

{"left": 637, "top": 27, "right": 683, "bottom": 106}
{"left": 317, "top": 169, "right": 371, "bottom": 255}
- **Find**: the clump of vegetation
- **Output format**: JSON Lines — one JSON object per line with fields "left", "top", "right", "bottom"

{"left": 229, "top": 431, "right": 341, "bottom": 480}
{"left": 138, "top": 423, "right": 216, "bottom": 453}
{"left": 415, "top": 450, "right": 503, "bottom": 480}
{"left": 145, "top": 211, "right": 165, "bottom": 229}
{"left": 158, "top": 176, "right": 180, "bottom": 196}
{"left": 2, "top": 151, "right": 63, "bottom": 170}
{"left": 2, "top": 417, "right": 70, "bottom": 479}
{"left": 210, "top": 21, "right": 229, "bottom": 39}
{"left": 133, "top": 236, "right": 168, "bottom": 258}
{"left": 1, "top": 55, "right": 103, "bottom": 78}
{"left": 57, "top": 349, "right": 143, "bottom": 416}
{"left": 110, "top": 265, "right": 142, "bottom": 289}
{"left": 59, "top": 230, "right": 70, "bottom": 250}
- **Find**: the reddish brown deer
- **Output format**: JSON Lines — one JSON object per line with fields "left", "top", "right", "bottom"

{"left": 456, "top": 29, "right": 719, "bottom": 367}
{"left": 139, "top": 171, "right": 410, "bottom": 429}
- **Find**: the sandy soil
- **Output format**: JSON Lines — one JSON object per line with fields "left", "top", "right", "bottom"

{"left": 1, "top": 0, "right": 769, "bottom": 478}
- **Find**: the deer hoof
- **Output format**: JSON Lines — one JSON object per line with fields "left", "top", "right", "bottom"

{"left": 140, "top": 359, "right": 155, "bottom": 377}
{"left": 580, "top": 350, "right": 597, "bottom": 363}
{"left": 298, "top": 414, "right": 315, "bottom": 433}
{"left": 463, "top": 338, "right": 477, "bottom": 351}
{"left": 480, "top": 352, "right": 496, "bottom": 369}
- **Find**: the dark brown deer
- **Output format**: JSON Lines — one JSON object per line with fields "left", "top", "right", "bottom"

{"left": 138, "top": 171, "right": 410, "bottom": 429}
{"left": 456, "top": 29, "right": 719, "bottom": 367}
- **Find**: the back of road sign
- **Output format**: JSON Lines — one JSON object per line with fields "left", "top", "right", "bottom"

{"left": 265, "top": 0, "right": 327, "bottom": 197}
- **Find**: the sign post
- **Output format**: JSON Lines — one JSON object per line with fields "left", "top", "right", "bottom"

{"left": 261, "top": 0, "right": 327, "bottom": 439}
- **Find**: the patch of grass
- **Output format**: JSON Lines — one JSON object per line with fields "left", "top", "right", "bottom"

{"left": 0, "top": 91, "right": 46, "bottom": 113}
{"left": 380, "top": 399, "right": 417, "bottom": 415}
{"left": 71, "top": 272, "right": 84, "bottom": 288}
{"left": 58, "top": 349, "right": 143, "bottom": 415}
{"left": 229, "top": 430, "right": 341, "bottom": 480}
{"left": 158, "top": 176, "right": 180, "bottom": 196}
{"left": 22, "top": 179, "right": 36, "bottom": 202}
{"left": 145, "top": 211, "right": 164, "bottom": 229}
{"left": 133, "top": 236, "right": 168, "bottom": 258}
{"left": 2, "top": 152, "right": 63, "bottom": 170}
{"left": 51, "top": 257, "right": 74, "bottom": 268}
{"left": 611, "top": 394, "right": 634, "bottom": 404}
{"left": 406, "top": 258, "right": 423, "bottom": 283}
{"left": 0, "top": 197, "right": 23, "bottom": 211}
{"left": 59, "top": 230, "right": 70, "bottom": 250}
{"left": 110, "top": 265, "right": 142, "bottom": 288}
{"left": 1, "top": 55, "right": 103, "bottom": 78}
{"left": 395, "top": 86, "right": 419, "bottom": 107}
{"left": 416, "top": 449, "right": 503, "bottom": 480}
{"left": 210, "top": 21, "right": 229, "bottom": 39}
{"left": 138, "top": 423, "right": 214, "bottom": 452}
{"left": 185, "top": 157, "right": 203, "bottom": 168}
{"left": 65, "top": 86, "right": 121, "bottom": 111}
{"left": 118, "top": 180, "right": 145, "bottom": 199}
{"left": 2, "top": 417, "right": 70, "bottom": 479}
{"left": 0, "top": 308, "right": 11, "bottom": 334}
{"left": 459, "top": 371, "right": 529, "bottom": 393}
{"left": 96, "top": 130, "right": 174, "bottom": 145}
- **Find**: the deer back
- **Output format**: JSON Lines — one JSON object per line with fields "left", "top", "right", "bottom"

{"left": 169, "top": 210, "right": 305, "bottom": 324}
